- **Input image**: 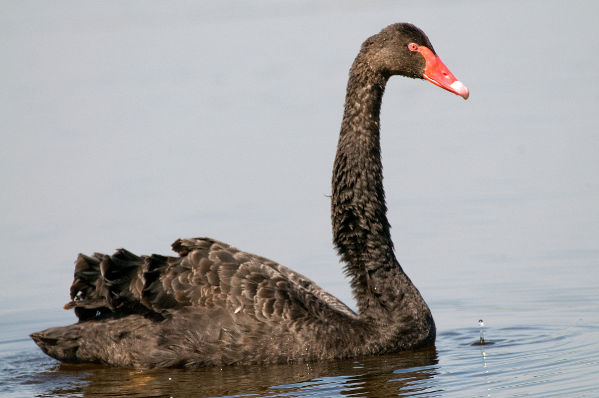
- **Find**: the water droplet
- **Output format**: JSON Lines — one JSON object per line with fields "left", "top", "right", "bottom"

{"left": 479, "top": 319, "right": 486, "bottom": 344}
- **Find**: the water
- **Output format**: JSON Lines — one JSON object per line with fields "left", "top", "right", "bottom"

{"left": 1, "top": 1, "right": 598, "bottom": 396}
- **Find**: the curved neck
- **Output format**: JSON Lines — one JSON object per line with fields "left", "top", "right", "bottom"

{"left": 331, "top": 56, "right": 400, "bottom": 316}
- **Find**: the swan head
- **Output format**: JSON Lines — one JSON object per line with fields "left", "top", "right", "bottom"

{"left": 361, "top": 23, "right": 469, "bottom": 99}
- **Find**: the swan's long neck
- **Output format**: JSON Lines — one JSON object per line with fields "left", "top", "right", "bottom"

{"left": 332, "top": 54, "right": 434, "bottom": 337}
{"left": 332, "top": 56, "right": 399, "bottom": 317}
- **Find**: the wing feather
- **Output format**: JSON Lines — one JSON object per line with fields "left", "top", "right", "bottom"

{"left": 66, "top": 237, "right": 356, "bottom": 326}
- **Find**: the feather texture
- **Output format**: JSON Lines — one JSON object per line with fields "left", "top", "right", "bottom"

{"left": 34, "top": 238, "right": 370, "bottom": 367}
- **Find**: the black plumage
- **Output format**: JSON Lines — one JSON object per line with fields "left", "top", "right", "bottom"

{"left": 31, "top": 23, "right": 467, "bottom": 368}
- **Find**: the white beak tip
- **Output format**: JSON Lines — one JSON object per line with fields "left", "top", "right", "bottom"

{"left": 450, "top": 80, "right": 469, "bottom": 99}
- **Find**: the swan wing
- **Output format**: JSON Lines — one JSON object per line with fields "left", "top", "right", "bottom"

{"left": 65, "top": 237, "right": 356, "bottom": 323}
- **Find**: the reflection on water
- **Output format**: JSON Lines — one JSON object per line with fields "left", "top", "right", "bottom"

{"left": 4, "top": 344, "right": 438, "bottom": 397}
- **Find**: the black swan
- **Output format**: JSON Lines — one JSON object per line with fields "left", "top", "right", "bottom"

{"left": 31, "top": 23, "right": 468, "bottom": 368}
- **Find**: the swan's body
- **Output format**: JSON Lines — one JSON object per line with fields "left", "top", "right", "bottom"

{"left": 31, "top": 23, "right": 468, "bottom": 368}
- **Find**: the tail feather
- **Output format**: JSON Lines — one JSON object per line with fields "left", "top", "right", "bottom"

{"left": 97, "top": 249, "right": 145, "bottom": 311}
{"left": 69, "top": 253, "right": 103, "bottom": 302}
{"left": 65, "top": 248, "right": 163, "bottom": 321}
{"left": 141, "top": 254, "right": 180, "bottom": 311}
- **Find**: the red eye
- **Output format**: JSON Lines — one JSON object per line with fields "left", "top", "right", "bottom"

{"left": 408, "top": 43, "right": 419, "bottom": 52}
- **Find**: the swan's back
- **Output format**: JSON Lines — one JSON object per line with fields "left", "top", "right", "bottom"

{"left": 32, "top": 238, "right": 362, "bottom": 367}
{"left": 68, "top": 238, "right": 356, "bottom": 322}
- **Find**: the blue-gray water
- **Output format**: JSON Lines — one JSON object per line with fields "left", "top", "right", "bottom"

{"left": 1, "top": 1, "right": 598, "bottom": 397}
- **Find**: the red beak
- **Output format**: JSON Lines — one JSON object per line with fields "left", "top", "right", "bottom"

{"left": 418, "top": 46, "right": 469, "bottom": 99}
